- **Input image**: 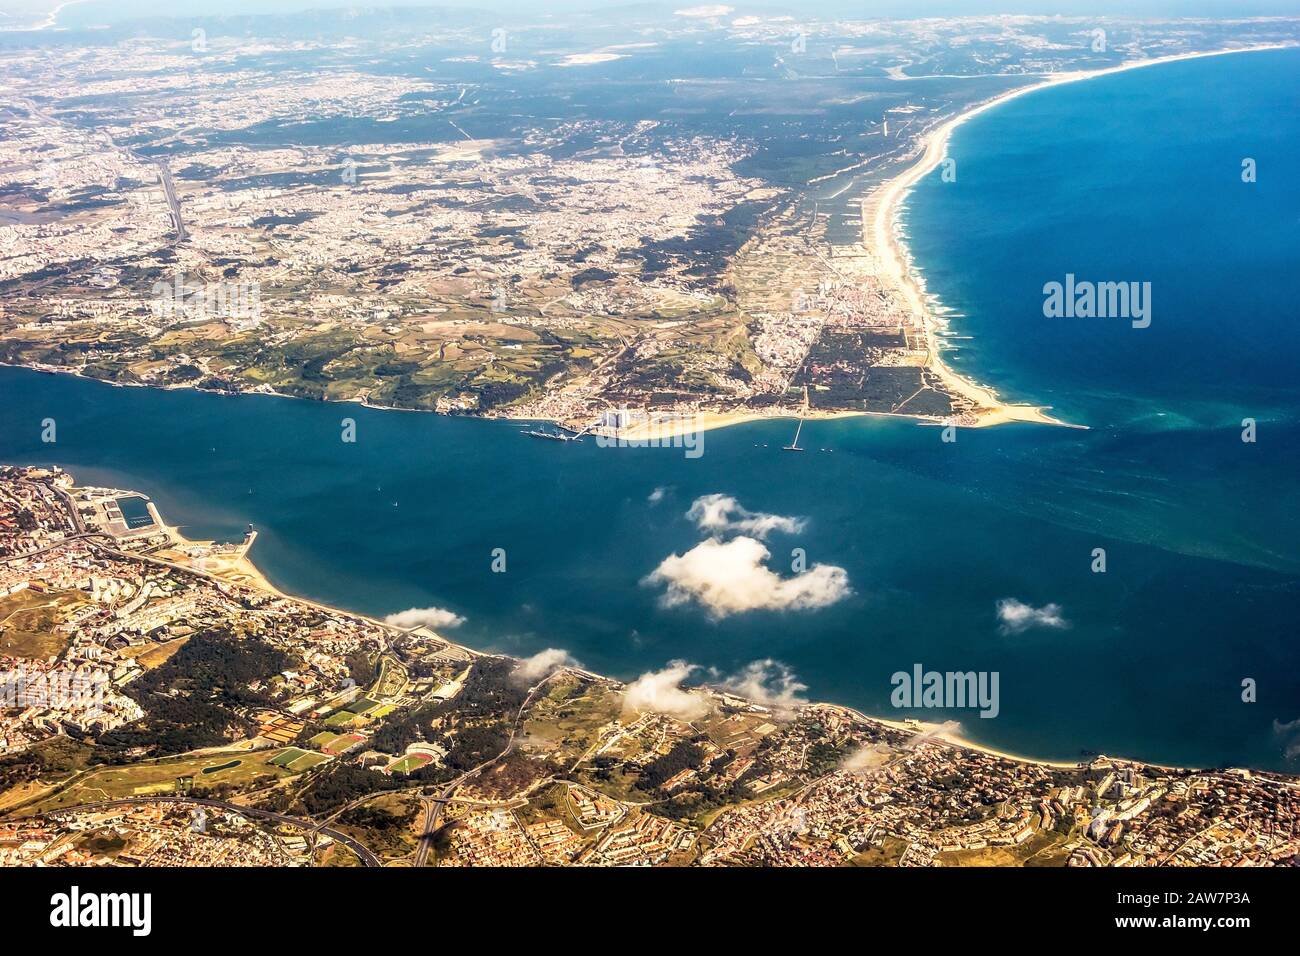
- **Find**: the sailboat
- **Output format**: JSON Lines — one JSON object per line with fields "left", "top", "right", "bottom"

{"left": 783, "top": 417, "right": 805, "bottom": 452}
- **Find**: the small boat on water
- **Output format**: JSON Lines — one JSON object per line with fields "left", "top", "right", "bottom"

{"left": 783, "top": 417, "right": 805, "bottom": 452}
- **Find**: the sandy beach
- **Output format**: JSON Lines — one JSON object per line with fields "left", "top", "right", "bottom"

{"left": 607, "top": 46, "right": 1296, "bottom": 444}
{"left": 866, "top": 43, "right": 1294, "bottom": 430}
{"left": 605, "top": 407, "right": 866, "bottom": 443}
{"left": 856, "top": 712, "right": 1087, "bottom": 770}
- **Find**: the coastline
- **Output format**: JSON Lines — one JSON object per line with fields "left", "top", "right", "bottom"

{"left": 2, "top": 46, "right": 1295, "bottom": 446}
{"left": 156, "top": 511, "right": 1218, "bottom": 775}
{"left": 17, "top": 459, "right": 1298, "bottom": 778}
{"left": 1, "top": 361, "right": 833, "bottom": 443}
{"left": 863, "top": 713, "right": 1085, "bottom": 771}
{"left": 18, "top": 464, "right": 1107, "bottom": 773}
{"left": 867, "top": 42, "right": 1296, "bottom": 429}
{"left": 176, "top": 518, "right": 1102, "bottom": 772}
{"left": 94, "top": 474, "right": 1168, "bottom": 775}
{"left": 0, "top": 362, "right": 979, "bottom": 445}
{"left": 147, "top": 520, "right": 475, "bottom": 654}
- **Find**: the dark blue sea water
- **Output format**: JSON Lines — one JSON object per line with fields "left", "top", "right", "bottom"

{"left": 1, "top": 50, "right": 1297, "bottom": 771}
{"left": 905, "top": 48, "right": 1300, "bottom": 433}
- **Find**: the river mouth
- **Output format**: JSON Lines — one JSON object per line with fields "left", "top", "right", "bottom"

{"left": 3, "top": 364, "right": 1298, "bottom": 772}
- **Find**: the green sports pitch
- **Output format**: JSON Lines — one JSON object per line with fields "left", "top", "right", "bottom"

{"left": 271, "top": 748, "right": 332, "bottom": 772}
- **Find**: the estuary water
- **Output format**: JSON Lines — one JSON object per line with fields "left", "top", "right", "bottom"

{"left": 2, "top": 49, "right": 1298, "bottom": 770}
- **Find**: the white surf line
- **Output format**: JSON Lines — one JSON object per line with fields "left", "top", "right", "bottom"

{"left": 869, "top": 43, "right": 1296, "bottom": 428}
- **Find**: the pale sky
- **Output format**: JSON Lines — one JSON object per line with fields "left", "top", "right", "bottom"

{"left": 7, "top": 0, "right": 1300, "bottom": 25}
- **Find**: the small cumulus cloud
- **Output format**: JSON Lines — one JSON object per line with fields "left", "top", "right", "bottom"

{"left": 714, "top": 659, "right": 808, "bottom": 718}
{"left": 555, "top": 52, "right": 625, "bottom": 67}
{"left": 648, "top": 486, "right": 668, "bottom": 505}
{"left": 842, "top": 743, "right": 890, "bottom": 773}
{"left": 904, "top": 719, "right": 964, "bottom": 749}
{"left": 514, "top": 647, "right": 580, "bottom": 684}
{"left": 644, "top": 536, "right": 850, "bottom": 619}
{"left": 1274, "top": 717, "right": 1300, "bottom": 761}
{"left": 384, "top": 606, "right": 465, "bottom": 630}
{"left": 687, "top": 493, "right": 805, "bottom": 540}
{"left": 996, "top": 598, "right": 1068, "bottom": 635}
{"left": 843, "top": 720, "right": 963, "bottom": 772}
{"left": 674, "top": 4, "right": 734, "bottom": 17}
{"left": 623, "top": 660, "right": 711, "bottom": 721}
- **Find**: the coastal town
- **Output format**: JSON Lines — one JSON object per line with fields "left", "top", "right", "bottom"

{"left": 5, "top": 15, "right": 1297, "bottom": 440}
{"left": 2, "top": 464, "right": 1296, "bottom": 868}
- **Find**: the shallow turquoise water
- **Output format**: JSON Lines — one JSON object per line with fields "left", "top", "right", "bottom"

{"left": 1, "top": 51, "right": 1298, "bottom": 771}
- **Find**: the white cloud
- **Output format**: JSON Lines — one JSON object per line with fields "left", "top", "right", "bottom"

{"left": 686, "top": 493, "right": 805, "bottom": 540}
{"left": 732, "top": 15, "right": 794, "bottom": 26}
{"left": 904, "top": 719, "right": 964, "bottom": 749}
{"left": 556, "top": 52, "right": 625, "bottom": 67}
{"left": 1274, "top": 717, "right": 1300, "bottom": 761}
{"left": 648, "top": 486, "right": 668, "bottom": 505}
{"left": 842, "top": 720, "right": 967, "bottom": 772}
{"left": 716, "top": 659, "right": 808, "bottom": 717}
{"left": 514, "top": 647, "right": 580, "bottom": 683}
{"left": 842, "top": 743, "right": 890, "bottom": 773}
{"left": 623, "top": 660, "right": 711, "bottom": 721}
{"left": 383, "top": 606, "right": 465, "bottom": 630}
{"left": 674, "top": 4, "right": 734, "bottom": 17}
{"left": 996, "top": 598, "right": 1068, "bottom": 635}
{"left": 645, "top": 536, "right": 850, "bottom": 619}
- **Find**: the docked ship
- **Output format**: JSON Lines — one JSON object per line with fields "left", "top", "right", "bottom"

{"left": 522, "top": 426, "right": 583, "bottom": 442}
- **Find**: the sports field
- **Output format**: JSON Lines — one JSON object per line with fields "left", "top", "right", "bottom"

{"left": 386, "top": 753, "right": 433, "bottom": 775}
{"left": 310, "top": 732, "right": 366, "bottom": 755}
{"left": 270, "top": 748, "right": 332, "bottom": 772}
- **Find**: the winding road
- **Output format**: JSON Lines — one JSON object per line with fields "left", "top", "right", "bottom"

{"left": 411, "top": 674, "right": 553, "bottom": 866}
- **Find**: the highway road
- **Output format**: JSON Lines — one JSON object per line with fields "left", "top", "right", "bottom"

{"left": 0, "top": 530, "right": 114, "bottom": 565}
{"left": 15, "top": 96, "right": 185, "bottom": 244}
{"left": 154, "top": 159, "right": 187, "bottom": 242}
{"left": 411, "top": 674, "right": 552, "bottom": 866}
